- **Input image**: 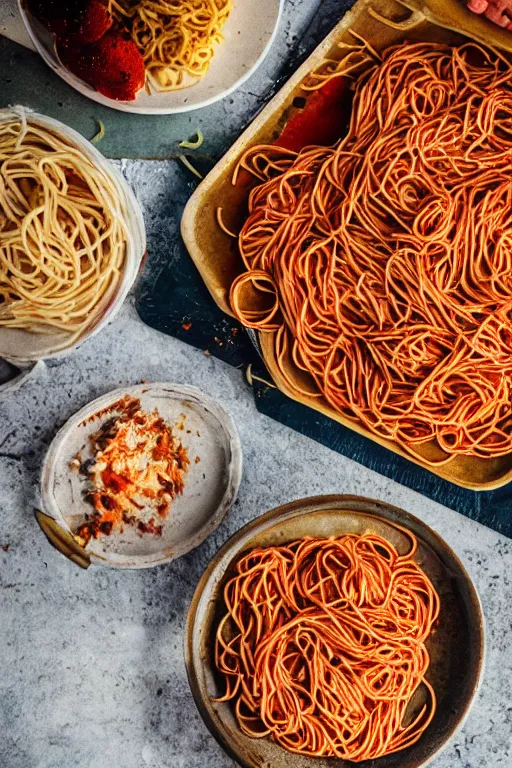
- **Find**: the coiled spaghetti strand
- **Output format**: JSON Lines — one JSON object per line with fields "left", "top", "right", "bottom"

{"left": 111, "top": 0, "right": 232, "bottom": 92}
{"left": 215, "top": 532, "right": 439, "bottom": 761}
{"left": 229, "top": 41, "right": 512, "bottom": 460}
{"left": 0, "top": 116, "right": 126, "bottom": 336}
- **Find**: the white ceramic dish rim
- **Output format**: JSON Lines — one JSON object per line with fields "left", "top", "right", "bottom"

{"left": 39, "top": 383, "right": 243, "bottom": 569}
{"left": 18, "top": 0, "right": 285, "bottom": 115}
{"left": 0, "top": 106, "right": 146, "bottom": 363}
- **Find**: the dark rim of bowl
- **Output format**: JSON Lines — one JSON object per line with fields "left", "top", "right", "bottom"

{"left": 184, "top": 494, "right": 485, "bottom": 768}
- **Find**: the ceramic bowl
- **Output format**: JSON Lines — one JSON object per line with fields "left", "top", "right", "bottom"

{"left": 186, "top": 495, "right": 485, "bottom": 768}
{"left": 0, "top": 107, "right": 146, "bottom": 364}
{"left": 39, "top": 383, "right": 243, "bottom": 569}
{"left": 19, "top": 0, "right": 283, "bottom": 114}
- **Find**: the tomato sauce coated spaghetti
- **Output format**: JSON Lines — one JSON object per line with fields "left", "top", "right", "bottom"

{"left": 229, "top": 41, "right": 512, "bottom": 462}
{"left": 215, "top": 531, "right": 440, "bottom": 761}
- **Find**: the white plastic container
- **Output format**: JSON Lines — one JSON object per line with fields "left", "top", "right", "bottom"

{"left": 0, "top": 107, "right": 146, "bottom": 366}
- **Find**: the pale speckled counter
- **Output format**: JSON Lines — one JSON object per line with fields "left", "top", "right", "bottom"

{"left": 1, "top": 293, "right": 512, "bottom": 768}
{"left": 1, "top": 289, "right": 512, "bottom": 768}
{"left": 0, "top": 7, "right": 512, "bottom": 764}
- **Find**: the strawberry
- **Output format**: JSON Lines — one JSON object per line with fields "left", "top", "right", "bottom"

{"left": 25, "top": 0, "right": 111, "bottom": 41}
{"left": 58, "top": 28, "right": 146, "bottom": 101}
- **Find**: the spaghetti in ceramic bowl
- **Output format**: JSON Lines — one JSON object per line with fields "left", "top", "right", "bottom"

{"left": 186, "top": 495, "right": 484, "bottom": 768}
{"left": 19, "top": 0, "right": 283, "bottom": 114}
{"left": 0, "top": 107, "right": 145, "bottom": 363}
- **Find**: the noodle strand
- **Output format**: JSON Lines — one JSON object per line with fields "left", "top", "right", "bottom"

{"left": 229, "top": 42, "right": 512, "bottom": 460}
{"left": 111, "top": 0, "right": 232, "bottom": 92}
{"left": 215, "top": 531, "right": 439, "bottom": 761}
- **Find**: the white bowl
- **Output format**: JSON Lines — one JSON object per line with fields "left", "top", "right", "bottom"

{"left": 0, "top": 107, "right": 146, "bottom": 364}
{"left": 39, "top": 383, "right": 243, "bottom": 569}
{"left": 0, "top": 359, "right": 43, "bottom": 396}
{"left": 18, "top": 0, "right": 284, "bottom": 114}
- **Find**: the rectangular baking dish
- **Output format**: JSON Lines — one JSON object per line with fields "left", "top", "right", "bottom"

{"left": 182, "top": 0, "right": 512, "bottom": 491}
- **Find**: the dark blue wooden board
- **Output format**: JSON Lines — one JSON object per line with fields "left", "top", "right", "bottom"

{"left": 136, "top": 1, "right": 512, "bottom": 538}
{"left": 137, "top": 225, "right": 512, "bottom": 539}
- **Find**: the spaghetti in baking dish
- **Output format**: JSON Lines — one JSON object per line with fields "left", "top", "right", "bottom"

{"left": 226, "top": 38, "right": 512, "bottom": 464}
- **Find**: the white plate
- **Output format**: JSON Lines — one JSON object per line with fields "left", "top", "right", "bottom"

{"left": 18, "top": 0, "right": 284, "bottom": 114}
{"left": 0, "top": 107, "right": 146, "bottom": 364}
{"left": 40, "top": 383, "right": 243, "bottom": 569}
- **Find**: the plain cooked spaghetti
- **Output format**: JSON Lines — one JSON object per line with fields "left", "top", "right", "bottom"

{"left": 0, "top": 112, "right": 126, "bottom": 336}
{"left": 111, "top": 0, "right": 232, "bottom": 92}
{"left": 229, "top": 41, "right": 512, "bottom": 460}
{"left": 215, "top": 531, "right": 440, "bottom": 761}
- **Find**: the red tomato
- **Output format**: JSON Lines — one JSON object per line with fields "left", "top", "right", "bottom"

{"left": 275, "top": 76, "right": 350, "bottom": 152}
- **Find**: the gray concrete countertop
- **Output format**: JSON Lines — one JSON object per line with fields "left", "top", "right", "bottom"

{"left": 0, "top": 170, "right": 511, "bottom": 766}
{"left": 0, "top": 2, "right": 511, "bottom": 764}
{"left": 1, "top": 294, "right": 512, "bottom": 768}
